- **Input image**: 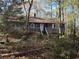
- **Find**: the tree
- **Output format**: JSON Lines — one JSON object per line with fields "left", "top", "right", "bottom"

{"left": 0, "top": 0, "right": 25, "bottom": 41}
{"left": 21, "top": 0, "right": 33, "bottom": 30}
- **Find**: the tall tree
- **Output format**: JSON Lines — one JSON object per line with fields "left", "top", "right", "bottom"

{"left": 21, "top": 0, "right": 33, "bottom": 30}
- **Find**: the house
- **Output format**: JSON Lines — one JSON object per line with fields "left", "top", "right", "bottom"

{"left": 29, "top": 17, "right": 65, "bottom": 34}
{"left": 6, "top": 16, "right": 65, "bottom": 35}
{"left": 5, "top": 16, "right": 26, "bottom": 32}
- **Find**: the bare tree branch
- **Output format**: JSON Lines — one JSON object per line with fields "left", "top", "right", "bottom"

{"left": 28, "top": 0, "right": 30, "bottom": 4}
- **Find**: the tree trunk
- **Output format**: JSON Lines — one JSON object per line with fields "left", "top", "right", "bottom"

{"left": 22, "top": 0, "right": 33, "bottom": 31}
{"left": 27, "top": 0, "right": 33, "bottom": 30}
{"left": 58, "top": 0, "right": 64, "bottom": 36}
{"left": 58, "top": 0, "right": 61, "bottom": 37}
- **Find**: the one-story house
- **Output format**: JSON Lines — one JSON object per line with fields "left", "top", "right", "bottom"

{"left": 6, "top": 16, "right": 65, "bottom": 35}
{"left": 29, "top": 17, "right": 65, "bottom": 34}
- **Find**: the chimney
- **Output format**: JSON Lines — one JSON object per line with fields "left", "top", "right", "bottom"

{"left": 34, "top": 13, "right": 36, "bottom": 18}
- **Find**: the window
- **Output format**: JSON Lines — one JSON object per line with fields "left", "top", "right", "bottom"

{"left": 30, "top": 23, "right": 35, "bottom": 28}
{"left": 52, "top": 24, "right": 55, "bottom": 29}
{"left": 36, "top": 24, "right": 40, "bottom": 28}
{"left": 60, "top": 24, "right": 65, "bottom": 29}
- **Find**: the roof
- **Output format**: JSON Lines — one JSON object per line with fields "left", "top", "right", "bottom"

{"left": 6, "top": 16, "right": 65, "bottom": 24}
{"left": 29, "top": 17, "right": 64, "bottom": 24}
{"left": 6, "top": 16, "right": 26, "bottom": 23}
{"left": 7, "top": 16, "right": 18, "bottom": 20}
{"left": 6, "top": 19, "right": 26, "bottom": 23}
